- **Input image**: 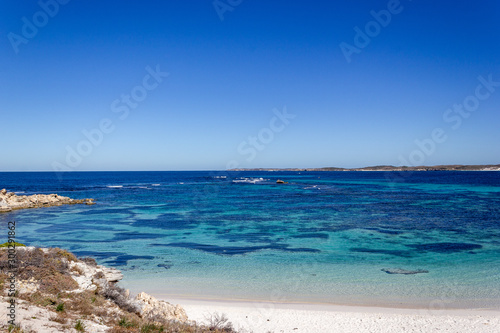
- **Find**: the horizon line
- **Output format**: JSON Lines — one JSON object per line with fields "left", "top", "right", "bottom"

{"left": 1, "top": 163, "right": 499, "bottom": 173}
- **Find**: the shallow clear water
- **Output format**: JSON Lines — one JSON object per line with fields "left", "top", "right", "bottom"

{"left": 1, "top": 171, "right": 499, "bottom": 308}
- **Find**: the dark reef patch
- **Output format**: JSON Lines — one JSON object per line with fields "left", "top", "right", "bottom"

{"left": 104, "top": 255, "right": 155, "bottom": 266}
{"left": 151, "top": 242, "right": 320, "bottom": 256}
{"left": 72, "top": 250, "right": 124, "bottom": 260}
{"left": 350, "top": 247, "right": 413, "bottom": 257}
{"left": 77, "top": 208, "right": 133, "bottom": 216}
{"left": 71, "top": 251, "right": 154, "bottom": 266}
{"left": 36, "top": 223, "right": 115, "bottom": 233}
{"left": 157, "top": 263, "right": 173, "bottom": 270}
{"left": 281, "top": 247, "right": 321, "bottom": 253}
{"left": 291, "top": 233, "right": 329, "bottom": 240}
{"left": 297, "top": 225, "right": 354, "bottom": 233}
{"left": 112, "top": 232, "right": 164, "bottom": 241}
{"left": 132, "top": 213, "right": 200, "bottom": 230}
{"left": 407, "top": 242, "right": 482, "bottom": 253}
{"left": 51, "top": 238, "right": 110, "bottom": 244}
{"left": 364, "top": 227, "right": 403, "bottom": 235}
{"left": 217, "top": 231, "right": 277, "bottom": 244}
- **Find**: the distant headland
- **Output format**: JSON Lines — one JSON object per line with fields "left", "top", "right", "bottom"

{"left": 229, "top": 164, "right": 500, "bottom": 172}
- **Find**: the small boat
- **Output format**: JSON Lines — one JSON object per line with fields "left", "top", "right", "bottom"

{"left": 276, "top": 179, "right": 288, "bottom": 184}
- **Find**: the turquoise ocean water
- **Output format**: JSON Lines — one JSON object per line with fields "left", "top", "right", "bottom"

{"left": 1, "top": 171, "right": 499, "bottom": 309}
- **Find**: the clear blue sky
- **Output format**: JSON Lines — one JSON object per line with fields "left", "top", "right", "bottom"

{"left": 1, "top": 0, "right": 499, "bottom": 171}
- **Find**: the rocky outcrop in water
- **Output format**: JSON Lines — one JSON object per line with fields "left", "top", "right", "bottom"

{"left": 0, "top": 188, "right": 95, "bottom": 212}
{"left": 381, "top": 268, "right": 429, "bottom": 275}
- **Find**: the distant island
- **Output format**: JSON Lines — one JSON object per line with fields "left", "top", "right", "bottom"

{"left": 229, "top": 164, "right": 500, "bottom": 172}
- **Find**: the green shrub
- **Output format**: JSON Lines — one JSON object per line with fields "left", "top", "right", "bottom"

{"left": 7, "top": 324, "right": 23, "bottom": 333}
{"left": 75, "top": 319, "right": 85, "bottom": 332}
{"left": 118, "top": 317, "right": 136, "bottom": 328}
{"left": 0, "top": 241, "right": 25, "bottom": 248}
{"left": 141, "top": 323, "right": 164, "bottom": 333}
{"left": 56, "top": 303, "right": 65, "bottom": 312}
{"left": 55, "top": 248, "right": 77, "bottom": 262}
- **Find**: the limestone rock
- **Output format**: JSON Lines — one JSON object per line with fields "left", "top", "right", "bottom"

{"left": 134, "top": 292, "right": 188, "bottom": 322}
{"left": 17, "top": 277, "right": 39, "bottom": 294}
{"left": 0, "top": 246, "right": 189, "bottom": 332}
{"left": 0, "top": 199, "right": 11, "bottom": 212}
{"left": 73, "top": 274, "right": 98, "bottom": 292}
{"left": 0, "top": 189, "right": 95, "bottom": 212}
{"left": 102, "top": 266, "right": 123, "bottom": 283}
{"left": 68, "top": 260, "right": 124, "bottom": 293}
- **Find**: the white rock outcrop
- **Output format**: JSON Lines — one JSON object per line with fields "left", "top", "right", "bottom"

{"left": 1, "top": 246, "right": 190, "bottom": 331}
{"left": 69, "top": 260, "right": 124, "bottom": 292}
{"left": 17, "top": 277, "right": 39, "bottom": 294}
{"left": 0, "top": 189, "right": 95, "bottom": 212}
{"left": 134, "top": 292, "right": 188, "bottom": 322}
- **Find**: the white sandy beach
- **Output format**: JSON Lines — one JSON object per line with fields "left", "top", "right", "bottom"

{"left": 162, "top": 297, "right": 500, "bottom": 333}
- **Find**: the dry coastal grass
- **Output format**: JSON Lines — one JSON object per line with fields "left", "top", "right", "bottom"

{"left": 0, "top": 245, "right": 244, "bottom": 333}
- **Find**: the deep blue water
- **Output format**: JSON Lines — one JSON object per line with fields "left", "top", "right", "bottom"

{"left": 1, "top": 171, "right": 499, "bottom": 308}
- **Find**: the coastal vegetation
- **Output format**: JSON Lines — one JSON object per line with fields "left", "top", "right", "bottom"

{"left": 0, "top": 245, "right": 242, "bottom": 333}
{"left": 0, "top": 242, "right": 25, "bottom": 248}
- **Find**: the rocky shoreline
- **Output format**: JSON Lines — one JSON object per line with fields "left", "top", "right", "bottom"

{"left": 1, "top": 248, "right": 498, "bottom": 333}
{"left": 0, "top": 246, "right": 228, "bottom": 333}
{"left": 0, "top": 189, "right": 95, "bottom": 213}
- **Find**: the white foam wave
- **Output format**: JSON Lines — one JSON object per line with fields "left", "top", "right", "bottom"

{"left": 232, "top": 177, "right": 266, "bottom": 184}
